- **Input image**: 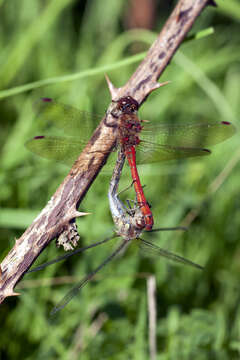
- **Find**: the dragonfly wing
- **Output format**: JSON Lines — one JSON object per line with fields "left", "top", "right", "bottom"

{"left": 50, "top": 272, "right": 92, "bottom": 316}
{"left": 50, "top": 238, "right": 126, "bottom": 316}
{"left": 141, "top": 120, "right": 236, "bottom": 148}
{"left": 25, "top": 135, "right": 85, "bottom": 166}
{"left": 27, "top": 234, "right": 116, "bottom": 273}
{"left": 138, "top": 238, "right": 203, "bottom": 270}
{"left": 136, "top": 141, "right": 211, "bottom": 164}
{"left": 34, "top": 98, "right": 100, "bottom": 137}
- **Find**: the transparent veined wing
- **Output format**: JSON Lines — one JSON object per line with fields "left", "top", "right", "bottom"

{"left": 50, "top": 238, "right": 126, "bottom": 316}
{"left": 27, "top": 98, "right": 109, "bottom": 166}
{"left": 141, "top": 120, "right": 236, "bottom": 148}
{"left": 136, "top": 141, "right": 211, "bottom": 164}
{"left": 25, "top": 135, "right": 86, "bottom": 166}
{"left": 34, "top": 97, "right": 101, "bottom": 137}
{"left": 137, "top": 120, "right": 236, "bottom": 164}
{"left": 138, "top": 238, "right": 203, "bottom": 270}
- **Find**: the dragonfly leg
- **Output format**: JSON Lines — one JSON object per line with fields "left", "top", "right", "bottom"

{"left": 125, "top": 199, "right": 138, "bottom": 217}
{"left": 116, "top": 180, "right": 142, "bottom": 216}
{"left": 125, "top": 198, "right": 138, "bottom": 213}
{"left": 117, "top": 180, "right": 135, "bottom": 196}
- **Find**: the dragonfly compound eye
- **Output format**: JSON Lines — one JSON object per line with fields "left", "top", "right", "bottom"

{"left": 117, "top": 96, "right": 139, "bottom": 114}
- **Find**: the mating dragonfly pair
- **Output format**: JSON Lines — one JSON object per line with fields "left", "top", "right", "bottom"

{"left": 27, "top": 96, "right": 236, "bottom": 315}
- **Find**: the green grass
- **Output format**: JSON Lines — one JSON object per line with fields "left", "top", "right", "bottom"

{"left": 1, "top": 1, "right": 240, "bottom": 359}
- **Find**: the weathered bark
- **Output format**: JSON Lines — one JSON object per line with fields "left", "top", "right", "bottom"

{"left": 0, "top": 0, "right": 213, "bottom": 303}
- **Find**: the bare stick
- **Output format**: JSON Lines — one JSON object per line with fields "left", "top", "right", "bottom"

{"left": 147, "top": 275, "right": 157, "bottom": 360}
{"left": 0, "top": 0, "right": 212, "bottom": 304}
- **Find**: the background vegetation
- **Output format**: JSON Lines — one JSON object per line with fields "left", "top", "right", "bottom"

{"left": 0, "top": 0, "right": 240, "bottom": 359}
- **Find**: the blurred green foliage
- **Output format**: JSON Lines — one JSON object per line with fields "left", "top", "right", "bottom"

{"left": 0, "top": 0, "right": 240, "bottom": 359}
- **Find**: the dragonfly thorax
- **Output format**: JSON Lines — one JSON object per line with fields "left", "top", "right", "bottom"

{"left": 118, "top": 114, "right": 142, "bottom": 149}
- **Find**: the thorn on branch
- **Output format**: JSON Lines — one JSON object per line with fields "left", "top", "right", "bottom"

{"left": 74, "top": 211, "right": 91, "bottom": 218}
{"left": 15, "top": 237, "right": 22, "bottom": 245}
{"left": 149, "top": 80, "right": 170, "bottom": 94}
{"left": 105, "top": 74, "right": 121, "bottom": 100}
{"left": 3, "top": 289, "right": 21, "bottom": 298}
{"left": 142, "top": 80, "right": 170, "bottom": 103}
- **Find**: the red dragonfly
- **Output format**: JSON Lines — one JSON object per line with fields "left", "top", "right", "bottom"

{"left": 26, "top": 97, "right": 236, "bottom": 231}
{"left": 28, "top": 149, "right": 202, "bottom": 315}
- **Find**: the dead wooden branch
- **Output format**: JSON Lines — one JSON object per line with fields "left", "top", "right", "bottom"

{"left": 0, "top": 0, "right": 212, "bottom": 304}
{"left": 147, "top": 275, "right": 157, "bottom": 360}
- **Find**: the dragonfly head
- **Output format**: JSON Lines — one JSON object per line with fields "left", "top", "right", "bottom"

{"left": 118, "top": 96, "right": 139, "bottom": 114}
{"left": 110, "top": 96, "right": 139, "bottom": 118}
